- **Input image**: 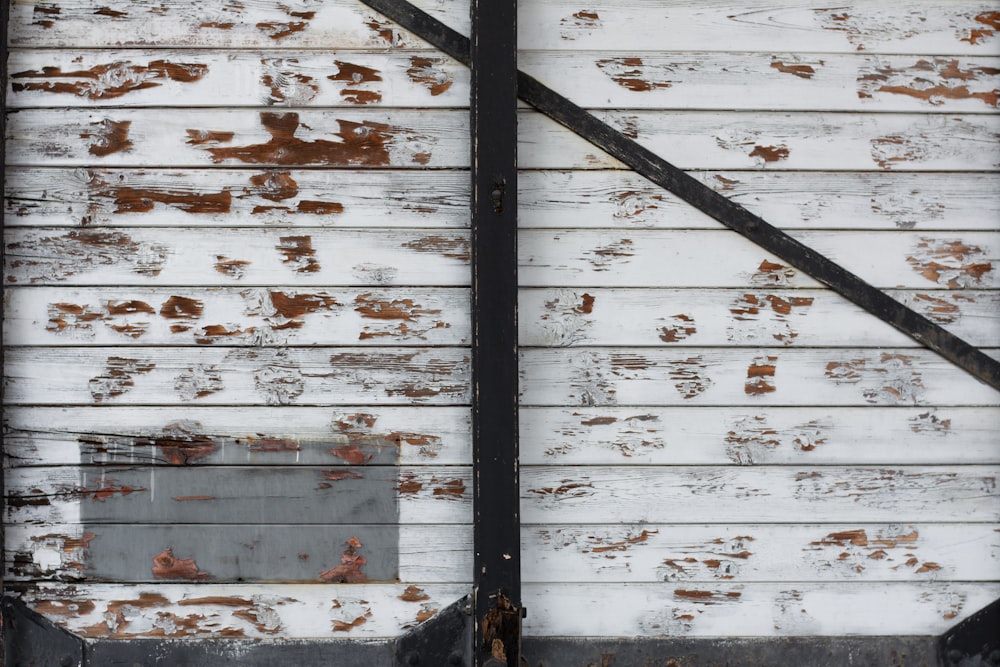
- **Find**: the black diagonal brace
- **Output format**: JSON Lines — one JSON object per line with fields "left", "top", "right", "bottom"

{"left": 359, "top": 0, "right": 999, "bottom": 392}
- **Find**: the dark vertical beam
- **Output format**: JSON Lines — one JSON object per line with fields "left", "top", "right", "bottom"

{"left": 471, "top": 0, "right": 521, "bottom": 664}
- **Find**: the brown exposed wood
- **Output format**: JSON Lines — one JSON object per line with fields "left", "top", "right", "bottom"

{"left": 275, "top": 235, "right": 321, "bottom": 273}
{"left": 770, "top": 60, "right": 818, "bottom": 79}
{"left": 152, "top": 548, "right": 210, "bottom": 580}
{"left": 82, "top": 119, "right": 133, "bottom": 156}
{"left": 89, "top": 356, "right": 156, "bottom": 402}
{"left": 406, "top": 56, "right": 454, "bottom": 96}
{"left": 319, "top": 537, "right": 368, "bottom": 583}
{"left": 11, "top": 60, "right": 208, "bottom": 99}
{"left": 596, "top": 57, "right": 672, "bottom": 92}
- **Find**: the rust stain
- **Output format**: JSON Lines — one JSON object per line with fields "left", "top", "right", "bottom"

{"left": 432, "top": 478, "right": 466, "bottom": 498}
{"left": 596, "top": 57, "right": 672, "bottom": 92}
{"left": 215, "top": 256, "right": 251, "bottom": 279}
{"left": 261, "top": 58, "right": 318, "bottom": 105}
{"left": 89, "top": 356, "right": 155, "bottom": 402}
{"left": 276, "top": 235, "right": 321, "bottom": 273}
{"left": 770, "top": 60, "right": 819, "bottom": 79}
{"left": 906, "top": 238, "right": 993, "bottom": 288}
{"left": 858, "top": 58, "right": 999, "bottom": 107}
{"left": 320, "top": 537, "right": 367, "bottom": 583}
{"left": 400, "top": 585, "right": 430, "bottom": 602}
{"left": 745, "top": 355, "right": 778, "bottom": 395}
{"left": 185, "top": 129, "right": 234, "bottom": 145}
{"left": 81, "top": 119, "right": 132, "bottom": 156}
{"left": 406, "top": 56, "right": 454, "bottom": 96}
{"left": 152, "top": 548, "right": 210, "bottom": 579}
{"left": 749, "top": 145, "right": 790, "bottom": 163}
{"left": 401, "top": 235, "right": 470, "bottom": 262}
{"left": 200, "top": 112, "right": 421, "bottom": 166}
{"left": 962, "top": 11, "right": 1000, "bottom": 45}
{"left": 659, "top": 314, "right": 696, "bottom": 343}
{"left": 11, "top": 60, "right": 208, "bottom": 100}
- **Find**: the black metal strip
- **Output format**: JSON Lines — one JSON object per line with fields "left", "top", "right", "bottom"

{"left": 358, "top": 0, "right": 1000, "bottom": 392}
{"left": 470, "top": 0, "right": 522, "bottom": 664}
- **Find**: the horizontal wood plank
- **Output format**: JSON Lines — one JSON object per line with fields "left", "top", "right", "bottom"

{"left": 518, "top": 171, "right": 1000, "bottom": 231}
{"left": 6, "top": 465, "right": 472, "bottom": 525}
{"left": 518, "top": 110, "right": 1000, "bottom": 171}
{"left": 4, "top": 524, "right": 475, "bottom": 584}
{"left": 11, "top": 582, "right": 471, "bottom": 638}
{"left": 5, "top": 228, "right": 470, "bottom": 286}
{"left": 8, "top": 0, "right": 471, "bottom": 49}
{"left": 5, "top": 287, "right": 470, "bottom": 346}
{"left": 518, "top": 230, "right": 1000, "bottom": 289}
{"left": 4, "top": 406, "right": 471, "bottom": 467}
{"left": 6, "top": 109, "right": 468, "bottom": 168}
{"left": 9, "top": 50, "right": 998, "bottom": 113}
{"left": 520, "top": 466, "right": 1000, "bottom": 523}
{"left": 518, "top": 1, "right": 1000, "bottom": 55}
{"left": 520, "top": 348, "right": 1000, "bottom": 407}
{"left": 5, "top": 168, "right": 470, "bottom": 228}
{"left": 520, "top": 53, "right": 1000, "bottom": 112}
{"left": 519, "top": 288, "right": 1000, "bottom": 348}
{"left": 3, "top": 347, "right": 471, "bottom": 406}
{"left": 522, "top": 523, "right": 1000, "bottom": 584}
{"left": 6, "top": 50, "right": 468, "bottom": 108}
{"left": 521, "top": 407, "right": 1000, "bottom": 466}
{"left": 523, "top": 582, "right": 1000, "bottom": 637}
{"left": 9, "top": 109, "right": 1000, "bottom": 171}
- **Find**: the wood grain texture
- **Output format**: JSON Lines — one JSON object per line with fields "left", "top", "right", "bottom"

{"left": 3, "top": 347, "right": 471, "bottom": 405}
{"left": 522, "top": 523, "right": 1000, "bottom": 583}
{"left": 9, "top": 109, "right": 999, "bottom": 171}
{"left": 4, "top": 524, "right": 474, "bottom": 584}
{"left": 6, "top": 465, "right": 472, "bottom": 525}
{"left": 8, "top": 0, "right": 471, "bottom": 48}
{"left": 4, "top": 406, "right": 472, "bottom": 466}
{"left": 523, "top": 582, "right": 1000, "bottom": 637}
{"left": 519, "top": 53, "right": 1000, "bottom": 112}
{"left": 518, "top": 1, "right": 1000, "bottom": 55}
{"left": 520, "top": 466, "right": 1000, "bottom": 523}
{"left": 518, "top": 171, "right": 1000, "bottom": 231}
{"left": 517, "top": 110, "right": 1000, "bottom": 171}
{"left": 520, "top": 407, "right": 1000, "bottom": 466}
{"left": 6, "top": 109, "right": 467, "bottom": 167}
{"left": 9, "top": 50, "right": 998, "bottom": 113}
{"left": 12, "top": 582, "right": 471, "bottom": 638}
{"left": 519, "top": 288, "right": 1000, "bottom": 348}
{"left": 5, "top": 287, "right": 470, "bottom": 346}
{"left": 518, "top": 230, "right": 999, "bottom": 289}
{"left": 5, "top": 168, "right": 470, "bottom": 228}
{"left": 4, "top": 228, "right": 470, "bottom": 286}
{"left": 6, "top": 50, "right": 468, "bottom": 108}
{"left": 519, "top": 348, "right": 1000, "bottom": 407}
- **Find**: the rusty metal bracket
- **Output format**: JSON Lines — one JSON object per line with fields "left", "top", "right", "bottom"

{"left": 358, "top": 0, "right": 1000, "bottom": 392}
{"left": 393, "top": 594, "right": 473, "bottom": 667}
{"left": 939, "top": 597, "right": 1000, "bottom": 667}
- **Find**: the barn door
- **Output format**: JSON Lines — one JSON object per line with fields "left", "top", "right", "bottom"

{"left": 4, "top": 0, "right": 1000, "bottom": 666}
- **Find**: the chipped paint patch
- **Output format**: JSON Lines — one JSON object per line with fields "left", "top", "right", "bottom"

{"left": 152, "top": 548, "right": 210, "bottom": 580}
{"left": 89, "top": 356, "right": 155, "bottom": 402}
{"left": 319, "top": 537, "right": 367, "bottom": 583}
{"left": 909, "top": 292, "right": 973, "bottom": 324}
{"left": 81, "top": 119, "right": 133, "bottom": 156}
{"left": 276, "top": 235, "right": 321, "bottom": 273}
{"left": 858, "top": 58, "right": 1000, "bottom": 107}
{"left": 328, "top": 60, "right": 383, "bottom": 105}
{"left": 261, "top": 58, "right": 318, "bottom": 105}
{"left": 401, "top": 235, "right": 470, "bottom": 262}
{"left": 748, "top": 260, "right": 797, "bottom": 287}
{"left": 7, "top": 230, "right": 167, "bottom": 283}
{"left": 596, "top": 57, "right": 673, "bottom": 92}
{"left": 803, "top": 527, "right": 942, "bottom": 576}
{"left": 560, "top": 10, "right": 601, "bottom": 40}
{"left": 330, "top": 598, "right": 372, "bottom": 632}
{"left": 906, "top": 238, "right": 993, "bottom": 288}
{"left": 537, "top": 290, "right": 596, "bottom": 347}
{"left": 961, "top": 11, "right": 1000, "bottom": 45}
{"left": 354, "top": 293, "right": 447, "bottom": 341}
{"left": 174, "top": 364, "right": 224, "bottom": 401}
{"left": 612, "top": 189, "right": 663, "bottom": 218}
{"left": 716, "top": 130, "right": 789, "bottom": 166}
{"left": 214, "top": 257, "right": 251, "bottom": 279}
{"left": 725, "top": 415, "right": 828, "bottom": 465}
{"left": 11, "top": 60, "right": 208, "bottom": 100}
{"left": 825, "top": 353, "right": 925, "bottom": 404}
{"left": 668, "top": 356, "right": 712, "bottom": 399}
{"left": 406, "top": 56, "right": 453, "bottom": 96}
{"left": 252, "top": 351, "right": 305, "bottom": 405}
{"left": 584, "top": 239, "right": 634, "bottom": 271}
{"left": 728, "top": 293, "right": 814, "bottom": 345}
{"left": 770, "top": 58, "right": 821, "bottom": 80}
{"left": 658, "top": 314, "right": 696, "bottom": 343}
{"left": 745, "top": 356, "right": 778, "bottom": 395}
{"left": 909, "top": 411, "right": 952, "bottom": 435}
{"left": 661, "top": 535, "right": 754, "bottom": 582}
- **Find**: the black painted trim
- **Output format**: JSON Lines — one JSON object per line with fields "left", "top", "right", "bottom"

{"left": 358, "top": 0, "right": 1000, "bottom": 391}
{"left": 470, "top": 0, "right": 522, "bottom": 665}
{"left": 938, "top": 597, "right": 1000, "bottom": 666}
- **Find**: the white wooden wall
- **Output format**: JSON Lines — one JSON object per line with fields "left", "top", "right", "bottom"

{"left": 4, "top": 0, "right": 1000, "bottom": 643}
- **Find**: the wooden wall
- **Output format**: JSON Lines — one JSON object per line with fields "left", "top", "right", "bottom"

{"left": 4, "top": 0, "right": 1000, "bottom": 644}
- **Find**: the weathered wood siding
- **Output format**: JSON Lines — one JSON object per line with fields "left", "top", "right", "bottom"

{"left": 4, "top": 0, "right": 475, "bottom": 639}
{"left": 514, "top": 0, "right": 1000, "bottom": 640}
{"left": 4, "top": 0, "right": 999, "bottom": 645}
